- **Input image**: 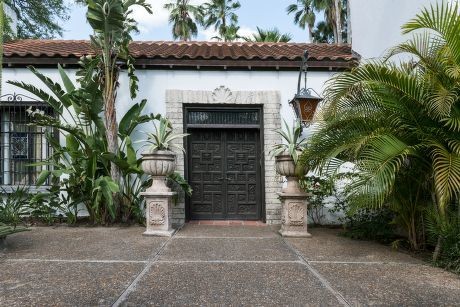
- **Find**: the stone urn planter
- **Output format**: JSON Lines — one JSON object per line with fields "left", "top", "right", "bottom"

{"left": 140, "top": 150, "right": 178, "bottom": 237}
{"left": 139, "top": 117, "right": 189, "bottom": 237}
{"left": 141, "top": 150, "right": 177, "bottom": 192}
{"left": 275, "top": 151, "right": 305, "bottom": 194}
{"left": 275, "top": 151, "right": 311, "bottom": 238}
{"left": 269, "top": 120, "right": 311, "bottom": 237}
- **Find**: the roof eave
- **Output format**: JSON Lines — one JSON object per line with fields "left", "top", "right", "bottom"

{"left": 3, "top": 56, "right": 358, "bottom": 71}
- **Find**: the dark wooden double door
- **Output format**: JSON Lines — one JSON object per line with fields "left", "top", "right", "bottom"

{"left": 188, "top": 129, "right": 262, "bottom": 220}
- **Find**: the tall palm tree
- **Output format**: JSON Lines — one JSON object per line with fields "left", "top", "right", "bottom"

{"left": 286, "top": 0, "right": 315, "bottom": 42}
{"left": 244, "top": 27, "right": 292, "bottom": 43}
{"left": 200, "top": 0, "right": 241, "bottom": 42}
{"left": 301, "top": 3, "right": 460, "bottom": 254}
{"left": 314, "top": 0, "right": 343, "bottom": 44}
{"left": 164, "top": 0, "right": 202, "bottom": 41}
{"left": 211, "top": 24, "right": 241, "bottom": 41}
{"left": 311, "top": 21, "right": 334, "bottom": 43}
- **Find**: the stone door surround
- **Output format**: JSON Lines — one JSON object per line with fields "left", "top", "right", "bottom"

{"left": 166, "top": 86, "right": 282, "bottom": 225}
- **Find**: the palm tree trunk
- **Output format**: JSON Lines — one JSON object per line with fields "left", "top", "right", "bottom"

{"left": 334, "top": 0, "right": 342, "bottom": 44}
{"left": 410, "top": 210, "right": 418, "bottom": 250}
{"left": 105, "top": 94, "right": 120, "bottom": 181}
{"left": 346, "top": 0, "right": 351, "bottom": 44}
{"left": 308, "top": 25, "right": 313, "bottom": 43}
{"left": 431, "top": 192, "right": 443, "bottom": 262}
{"left": 222, "top": 15, "right": 227, "bottom": 42}
{"left": 433, "top": 236, "right": 442, "bottom": 261}
{"left": 457, "top": 197, "right": 460, "bottom": 219}
{"left": 331, "top": 20, "right": 338, "bottom": 44}
{"left": 102, "top": 43, "right": 121, "bottom": 221}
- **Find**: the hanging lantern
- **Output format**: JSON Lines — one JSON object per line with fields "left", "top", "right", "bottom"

{"left": 288, "top": 50, "right": 323, "bottom": 127}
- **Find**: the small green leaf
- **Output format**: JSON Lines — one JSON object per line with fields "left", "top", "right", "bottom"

{"left": 58, "top": 64, "right": 76, "bottom": 92}
{"left": 66, "top": 134, "right": 79, "bottom": 152}
{"left": 36, "top": 170, "right": 51, "bottom": 186}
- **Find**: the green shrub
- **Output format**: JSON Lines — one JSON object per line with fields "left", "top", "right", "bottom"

{"left": 11, "top": 67, "right": 192, "bottom": 224}
{"left": 10, "top": 65, "right": 163, "bottom": 224}
{"left": 0, "top": 222, "right": 29, "bottom": 241}
{"left": 0, "top": 186, "right": 30, "bottom": 226}
{"left": 299, "top": 175, "right": 334, "bottom": 225}
{"left": 0, "top": 187, "right": 30, "bottom": 240}
{"left": 337, "top": 205, "right": 398, "bottom": 244}
{"left": 426, "top": 205, "right": 460, "bottom": 273}
{"left": 0, "top": 186, "right": 64, "bottom": 225}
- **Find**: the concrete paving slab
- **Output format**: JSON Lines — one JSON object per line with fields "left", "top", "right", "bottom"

{"left": 313, "top": 262, "right": 460, "bottom": 306}
{"left": 1, "top": 225, "right": 458, "bottom": 306}
{"left": 159, "top": 237, "right": 298, "bottom": 261}
{"left": 0, "top": 261, "right": 144, "bottom": 307}
{"left": 175, "top": 224, "right": 278, "bottom": 238}
{"left": 2, "top": 226, "right": 166, "bottom": 261}
{"left": 288, "top": 228, "right": 422, "bottom": 263}
{"left": 122, "top": 262, "right": 340, "bottom": 306}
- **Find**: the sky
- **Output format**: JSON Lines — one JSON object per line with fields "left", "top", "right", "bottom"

{"left": 62, "top": 0, "right": 316, "bottom": 42}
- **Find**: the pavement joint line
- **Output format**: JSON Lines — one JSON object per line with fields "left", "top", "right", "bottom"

{"left": 4, "top": 258, "right": 148, "bottom": 264}
{"left": 309, "top": 260, "right": 421, "bottom": 265}
{"left": 174, "top": 236, "right": 276, "bottom": 239}
{"left": 111, "top": 225, "right": 183, "bottom": 307}
{"left": 281, "top": 237, "right": 351, "bottom": 307}
{"left": 156, "top": 260, "right": 303, "bottom": 264}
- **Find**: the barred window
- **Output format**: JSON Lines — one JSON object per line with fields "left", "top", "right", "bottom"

{"left": 0, "top": 94, "right": 54, "bottom": 186}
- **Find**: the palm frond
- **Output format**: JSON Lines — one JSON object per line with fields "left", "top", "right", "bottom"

{"left": 402, "top": 2, "right": 460, "bottom": 65}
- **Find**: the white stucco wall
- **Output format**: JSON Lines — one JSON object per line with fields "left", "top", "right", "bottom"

{"left": 2, "top": 67, "right": 339, "bottom": 224}
{"left": 3, "top": 68, "right": 334, "bottom": 128}
{"left": 350, "top": 0, "right": 457, "bottom": 60}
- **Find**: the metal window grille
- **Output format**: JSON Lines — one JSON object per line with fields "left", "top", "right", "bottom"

{"left": 187, "top": 110, "right": 260, "bottom": 126}
{"left": 0, "top": 93, "right": 54, "bottom": 186}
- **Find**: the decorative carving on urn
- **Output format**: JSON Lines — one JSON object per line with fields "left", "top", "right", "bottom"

{"left": 149, "top": 202, "right": 166, "bottom": 225}
{"left": 288, "top": 202, "right": 305, "bottom": 226}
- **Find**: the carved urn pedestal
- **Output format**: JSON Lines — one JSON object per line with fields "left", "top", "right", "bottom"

{"left": 278, "top": 190, "right": 311, "bottom": 237}
{"left": 141, "top": 191, "right": 176, "bottom": 237}
{"left": 276, "top": 153, "right": 311, "bottom": 238}
{"left": 141, "top": 150, "right": 177, "bottom": 237}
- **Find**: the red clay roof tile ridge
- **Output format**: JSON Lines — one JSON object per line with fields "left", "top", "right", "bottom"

{"left": 129, "top": 40, "right": 334, "bottom": 46}
{"left": 3, "top": 39, "right": 360, "bottom": 64}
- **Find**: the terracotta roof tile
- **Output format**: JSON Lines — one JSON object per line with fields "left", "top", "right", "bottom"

{"left": 3, "top": 39, "right": 360, "bottom": 69}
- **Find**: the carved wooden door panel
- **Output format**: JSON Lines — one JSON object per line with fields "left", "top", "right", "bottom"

{"left": 188, "top": 129, "right": 261, "bottom": 220}
{"left": 225, "top": 130, "right": 260, "bottom": 219}
{"left": 189, "top": 130, "right": 225, "bottom": 219}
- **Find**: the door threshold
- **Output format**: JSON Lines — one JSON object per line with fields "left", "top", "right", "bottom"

{"left": 188, "top": 220, "right": 266, "bottom": 226}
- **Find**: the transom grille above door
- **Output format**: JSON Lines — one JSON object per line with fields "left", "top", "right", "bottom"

{"left": 186, "top": 108, "right": 261, "bottom": 129}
